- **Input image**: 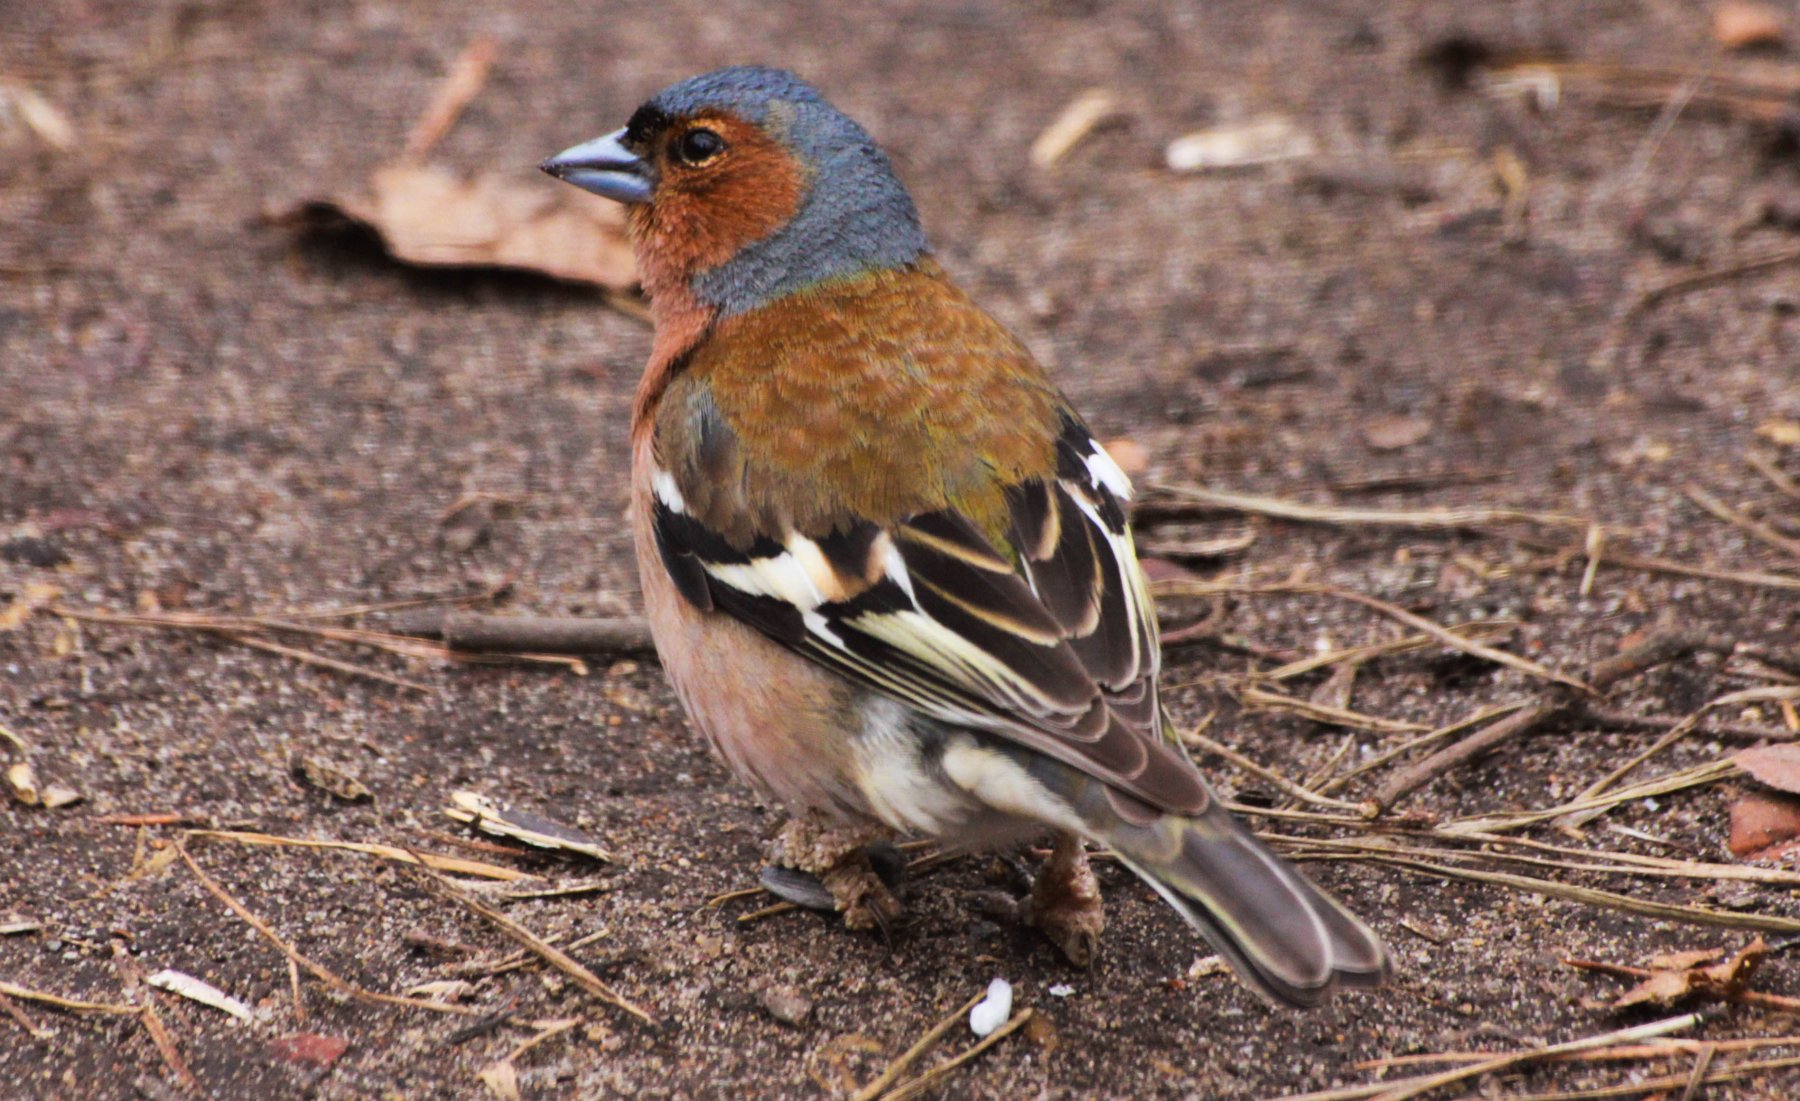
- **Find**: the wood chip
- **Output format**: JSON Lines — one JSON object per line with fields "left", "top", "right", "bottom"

{"left": 1167, "top": 117, "right": 1314, "bottom": 172}
{"left": 1030, "top": 88, "right": 1118, "bottom": 168}
{"left": 146, "top": 969, "right": 254, "bottom": 1021}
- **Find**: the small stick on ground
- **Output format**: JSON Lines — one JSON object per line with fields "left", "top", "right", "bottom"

{"left": 874, "top": 1010, "right": 1035, "bottom": 1101}
{"left": 1274, "top": 1011, "right": 1713, "bottom": 1101}
{"left": 412, "top": 864, "right": 656, "bottom": 1027}
{"left": 1509, "top": 534, "right": 1800, "bottom": 592}
{"left": 0, "top": 981, "right": 140, "bottom": 1015}
{"left": 1183, "top": 727, "right": 1364, "bottom": 812}
{"left": 1747, "top": 451, "right": 1800, "bottom": 503}
{"left": 848, "top": 989, "right": 997, "bottom": 1101}
{"left": 174, "top": 840, "right": 482, "bottom": 1017}
{"left": 1368, "top": 631, "right": 1733, "bottom": 813}
{"left": 0, "top": 989, "right": 49, "bottom": 1039}
{"left": 1143, "top": 483, "right": 1588, "bottom": 531}
{"left": 382, "top": 610, "right": 654, "bottom": 655}
{"left": 1684, "top": 483, "right": 1800, "bottom": 560}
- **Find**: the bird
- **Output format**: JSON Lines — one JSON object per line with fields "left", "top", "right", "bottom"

{"left": 542, "top": 66, "right": 1389, "bottom": 1008}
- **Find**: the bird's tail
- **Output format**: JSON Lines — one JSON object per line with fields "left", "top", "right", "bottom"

{"left": 995, "top": 740, "right": 1391, "bottom": 1008}
{"left": 1100, "top": 799, "right": 1389, "bottom": 1008}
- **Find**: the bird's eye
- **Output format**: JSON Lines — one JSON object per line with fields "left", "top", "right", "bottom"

{"left": 673, "top": 128, "right": 725, "bottom": 166}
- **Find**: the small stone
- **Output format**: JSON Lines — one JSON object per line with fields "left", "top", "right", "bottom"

{"left": 758, "top": 985, "right": 813, "bottom": 1026}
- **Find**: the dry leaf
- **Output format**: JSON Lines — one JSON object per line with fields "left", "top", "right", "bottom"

{"left": 1727, "top": 789, "right": 1800, "bottom": 858}
{"left": 1647, "top": 948, "right": 1725, "bottom": 971}
{"left": 280, "top": 165, "right": 638, "bottom": 291}
{"left": 1166, "top": 117, "right": 1314, "bottom": 172}
{"left": 1734, "top": 743, "right": 1800, "bottom": 794}
{"left": 1715, "top": 2, "right": 1785, "bottom": 50}
{"left": 1567, "top": 939, "right": 1771, "bottom": 1011}
{"left": 1361, "top": 414, "right": 1434, "bottom": 451}
{"left": 147, "top": 968, "right": 254, "bottom": 1021}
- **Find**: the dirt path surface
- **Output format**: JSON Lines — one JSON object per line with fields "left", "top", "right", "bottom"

{"left": 6, "top": 2, "right": 1800, "bottom": 1098}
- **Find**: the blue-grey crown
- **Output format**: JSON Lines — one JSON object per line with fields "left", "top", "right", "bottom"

{"left": 648, "top": 66, "right": 929, "bottom": 315}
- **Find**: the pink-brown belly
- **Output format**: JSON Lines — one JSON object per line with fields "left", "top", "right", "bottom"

{"left": 630, "top": 445, "right": 865, "bottom": 818}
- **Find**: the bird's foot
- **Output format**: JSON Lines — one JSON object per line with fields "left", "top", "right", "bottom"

{"left": 1022, "top": 832, "right": 1105, "bottom": 968}
{"left": 764, "top": 814, "right": 905, "bottom": 934}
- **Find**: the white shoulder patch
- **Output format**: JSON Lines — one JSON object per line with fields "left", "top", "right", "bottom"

{"left": 1084, "top": 442, "right": 1134, "bottom": 500}
{"left": 651, "top": 467, "right": 688, "bottom": 514}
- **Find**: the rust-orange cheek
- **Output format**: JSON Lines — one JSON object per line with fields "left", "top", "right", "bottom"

{"left": 631, "top": 117, "right": 807, "bottom": 301}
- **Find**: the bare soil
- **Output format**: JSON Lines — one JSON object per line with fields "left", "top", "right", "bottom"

{"left": 5, "top": 2, "right": 1800, "bottom": 1098}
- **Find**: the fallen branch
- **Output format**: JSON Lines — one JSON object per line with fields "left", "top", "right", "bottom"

{"left": 382, "top": 610, "right": 654, "bottom": 655}
{"left": 1367, "top": 631, "right": 1732, "bottom": 813}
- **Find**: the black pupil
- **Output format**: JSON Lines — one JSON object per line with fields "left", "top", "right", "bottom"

{"left": 679, "top": 129, "right": 722, "bottom": 163}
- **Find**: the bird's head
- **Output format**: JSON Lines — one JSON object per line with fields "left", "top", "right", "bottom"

{"left": 542, "top": 66, "right": 928, "bottom": 317}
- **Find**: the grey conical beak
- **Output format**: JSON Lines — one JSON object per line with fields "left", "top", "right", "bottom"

{"left": 540, "top": 128, "right": 654, "bottom": 204}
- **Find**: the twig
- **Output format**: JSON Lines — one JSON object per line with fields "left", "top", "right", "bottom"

{"left": 1238, "top": 685, "right": 1430, "bottom": 735}
{"left": 1183, "top": 728, "right": 1363, "bottom": 811}
{"left": 1274, "top": 1012, "right": 1711, "bottom": 1101}
{"left": 1144, "top": 483, "right": 1587, "bottom": 530}
{"left": 0, "top": 989, "right": 50, "bottom": 1039}
{"left": 1684, "top": 483, "right": 1800, "bottom": 560}
{"left": 1156, "top": 579, "right": 1586, "bottom": 691}
{"left": 1352, "top": 856, "right": 1800, "bottom": 932}
{"left": 174, "top": 840, "right": 482, "bottom": 1016}
{"left": 1316, "top": 702, "right": 1530, "bottom": 796}
{"left": 1634, "top": 246, "right": 1800, "bottom": 313}
{"left": 114, "top": 947, "right": 196, "bottom": 1094}
{"left": 52, "top": 605, "right": 434, "bottom": 692}
{"left": 875, "top": 1009, "right": 1035, "bottom": 1101}
{"left": 382, "top": 610, "right": 654, "bottom": 655}
{"left": 0, "top": 981, "right": 138, "bottom": 1015}
{"left": 1568, "top": 685, "right": 1800, "bottom": 816}
{"left": 850, "top": 990, "right": 988, "bottom": 1101}
{"left": 403, "top": 36, "right": 499, "bottom": 161}
{"left": 1259, "top": 620, "right": 1517, "bottom": 681}
{"left": 1572, "top": 704, "right": 1796, "bottom": 743}
{"left": 1747, "top": 451, "right": 1800, "bottom": 503}
{"left": 414, "top": 866, "right": 656, "bottom": 1027}
{"left": 1368, "top": 631, "right": 1730, "bottom": 812}
{"left": 186, "top": 829, "right": 533, "bottom": 881}
{"left": 1443, "top": 757, "right": 1740, "bottom": 836}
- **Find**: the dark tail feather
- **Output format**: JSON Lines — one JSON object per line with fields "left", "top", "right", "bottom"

{"left": 1108, "top": 805, "right": 1389, "bottom": 1008}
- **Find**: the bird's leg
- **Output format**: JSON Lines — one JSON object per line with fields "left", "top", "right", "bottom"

{"left": 767, "top": 814, "right": 904, "bottom": 933}
{"left": 1023, "top": 831, "right": 1106, "bottom": 967}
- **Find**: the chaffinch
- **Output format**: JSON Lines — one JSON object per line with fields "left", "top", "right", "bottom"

{"left": 544, "top": 66, "right": 1388, "bottom": 1007}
